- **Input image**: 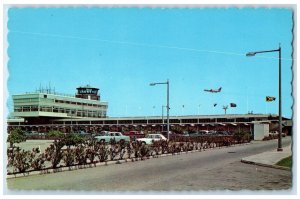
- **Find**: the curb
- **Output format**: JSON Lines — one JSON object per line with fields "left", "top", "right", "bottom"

{"left": 240, "top": 159, "right": 290, "bottom": 171}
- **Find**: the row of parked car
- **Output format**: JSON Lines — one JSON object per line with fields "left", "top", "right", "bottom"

{"left": 93, "top": 131, "right": 167, "bottom": 145}
{"left": 188, "top": 130, "right": 232, "bottom": 136}
{"left": 25, "top": 131, "right": 46, "bottom": 137}
{"left": 159, "top": 130, "right": 232, "bottom": 138}
{"left": 269, "top": 131, "right": 287, "bottom": 137}
{"left": 92, "top": 130, "right": 233, "bottom": 145}
{"left": 23, "top": 129, "right": 233, "bottom": 144}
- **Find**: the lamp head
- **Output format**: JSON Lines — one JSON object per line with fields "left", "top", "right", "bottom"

{"left": 149, "top": 83, "right": 156, "bottom": 86}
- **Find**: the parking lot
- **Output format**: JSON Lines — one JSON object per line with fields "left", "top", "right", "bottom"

{"left": 7, "top": 139, "right": 54, "bottom": 153}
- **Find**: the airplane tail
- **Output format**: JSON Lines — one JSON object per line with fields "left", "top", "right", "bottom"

{"left": 218, "top": 87, "right": 222, "bottom": 91}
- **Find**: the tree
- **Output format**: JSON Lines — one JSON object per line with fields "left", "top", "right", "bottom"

{"left": 63, "top": 133, "right": 84, "bottom": 147}
{"left": 7, "top": 128, "right": 26, "bottom": 148}
{"left": 47, "top": 130, "right": 65, "bottom": 139}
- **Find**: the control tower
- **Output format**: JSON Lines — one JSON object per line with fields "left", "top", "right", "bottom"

{"left": 76, "top": 84, "right": 100, "bottom": 101}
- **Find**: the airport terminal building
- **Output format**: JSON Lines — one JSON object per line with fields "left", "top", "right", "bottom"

{"left": 10, "top": 85, "right": 108, "bottom": 124}
{"left": 7, "top": 86, "right": 292, "bottom": 140}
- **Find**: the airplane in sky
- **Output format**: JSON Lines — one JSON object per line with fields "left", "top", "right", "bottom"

{"left": 204, "top": 87, "right": 222, "bottom": 93}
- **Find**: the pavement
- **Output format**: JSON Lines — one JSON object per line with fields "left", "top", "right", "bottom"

{"left": 241, "top": 144, "right": 292, "bottom": 170}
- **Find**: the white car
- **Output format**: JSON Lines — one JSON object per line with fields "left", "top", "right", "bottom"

{"left": 94, "top": 132, "right": 130, "bottom": 143}
{"left": 136, "top": 134, "right": 167, "bottom": 145}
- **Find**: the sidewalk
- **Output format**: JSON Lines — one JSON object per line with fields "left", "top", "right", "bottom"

{"left": 241, "top": 145, "right": 292, "bottom": 170}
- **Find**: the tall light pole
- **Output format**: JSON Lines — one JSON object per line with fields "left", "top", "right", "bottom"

{"left": 150, "top": 79, "right": 170, "bottom": 140}
{"left": 162, "top": 105, "right": 165, "bottom": 132}
{"left": 246, "top": 44, "right": 282, "bottom": 151}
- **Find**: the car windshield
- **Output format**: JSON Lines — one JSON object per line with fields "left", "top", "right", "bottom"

{"left": 146, "top": 134, "right": 155, "bottom": 138}
{"left": 98, "top": 132, "right": 107, "bottom": 136}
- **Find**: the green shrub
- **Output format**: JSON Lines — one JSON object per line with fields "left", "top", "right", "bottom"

{"left": 7, "top": 128, "right": 26, "bottom": 148}
{"left": 63, "top": 133, "right": 84, "bottom": 147}
{"left": 47, "top": 130, "right": 64, "bottom": 139}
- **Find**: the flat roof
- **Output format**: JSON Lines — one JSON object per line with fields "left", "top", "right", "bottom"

{"left": 12, "top": 92, "right": 108, "bottom": 104}
{"left": 51, "top": 113, "right": 282, "bottom": 121}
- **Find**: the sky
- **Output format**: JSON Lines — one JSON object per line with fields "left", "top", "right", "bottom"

{"left": 5, "top": 6, "right": 294, "bottom": 118}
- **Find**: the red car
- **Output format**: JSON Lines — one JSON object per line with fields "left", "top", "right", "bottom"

{"left": 123, "top": 131, "right": 145, "bottom": 141}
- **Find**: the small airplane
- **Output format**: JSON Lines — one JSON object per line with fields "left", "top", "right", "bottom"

{"left": 204, "top": 87, "right": 222, "bottom": 93}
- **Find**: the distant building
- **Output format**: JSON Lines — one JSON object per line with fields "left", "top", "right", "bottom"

{"left": 10, "top": 85, "right": 108, "bottom": 124}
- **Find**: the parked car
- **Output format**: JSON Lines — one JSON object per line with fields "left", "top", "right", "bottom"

{"left": 270, "top": 131, "right": 278, "bottom": 135}
{"left": 161, "top": 131, "right": 186, "bottom": 139}
{"left": 188, "top": 130, "right": 209, "bottom": 137}
{"left": 161, "top": 131, "right": 171, "bottom": 138}
{"left": 38, "top": 132, "right": 46, "bottom": 136}
{"left": 199, "top": 130, "right": 210, "bottom": 135}
{"left": 75, "top": 130, "right": 92, "bottom": 138}
{"left": 217, "top": 131, "right": 232, "bottom": 136}
{"left": 94, "top": 132, "right": 130, "bottom": 143}
{"left": 25, "top": 131, "right": 40, "bottom": 137}
{"left": 182, "top": 131, "right": 190, "bottom": 136}
{"left": 188, "top": 132, "right": 200, "bottom": 137}
{"left": 24, "top": 131, "right": 46, "bottom": 139}
{"left": 136, "top": 133, "right": 167, "bottom": 145}
{"left": 123, "top": 131, "right": 145, "bottom": 141}
{"left": 208, "top": 130, "right": 218, "bottom": 135}
{"left": 91, "top": 131, "right": 108, "bottom": 137}
{"left": 269, "top": 131, "right": 286, "bottom": 137}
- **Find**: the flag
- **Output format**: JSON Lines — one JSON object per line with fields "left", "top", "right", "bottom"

{"left": 230, "top": 103, "right": 237, "bottom": 107}
{"left": 266, "top": 96, "right": 276, "bottom": 102}
{"left": 213, "top": 103, "right": 217, "bottom": 107}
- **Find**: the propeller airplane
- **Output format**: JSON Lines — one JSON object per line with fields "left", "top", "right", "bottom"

{"left": 204, "top": 87, "right": 222, "bottom": 93}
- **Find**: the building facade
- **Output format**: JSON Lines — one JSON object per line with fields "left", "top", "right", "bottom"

{"left": 10, "top": 85, "right": 108, "bottom": 124}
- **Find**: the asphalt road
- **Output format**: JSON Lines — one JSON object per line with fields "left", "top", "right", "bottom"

{"left": 6, "top": 137, "right": 292, "bottom": 193}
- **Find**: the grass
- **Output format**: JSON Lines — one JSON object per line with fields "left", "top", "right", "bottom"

{"left": 276, "top": 156, "right": 292, "bottom": 168}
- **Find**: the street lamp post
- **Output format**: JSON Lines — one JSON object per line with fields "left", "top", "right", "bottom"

{"left": 162, "top": 105, "right": 165, "bottom": 132}
{"left": 150, "top": 80, "right": 170, "bottom": 140}
{"left": 246, "top": 44, "right": 282, "bottom": 151}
